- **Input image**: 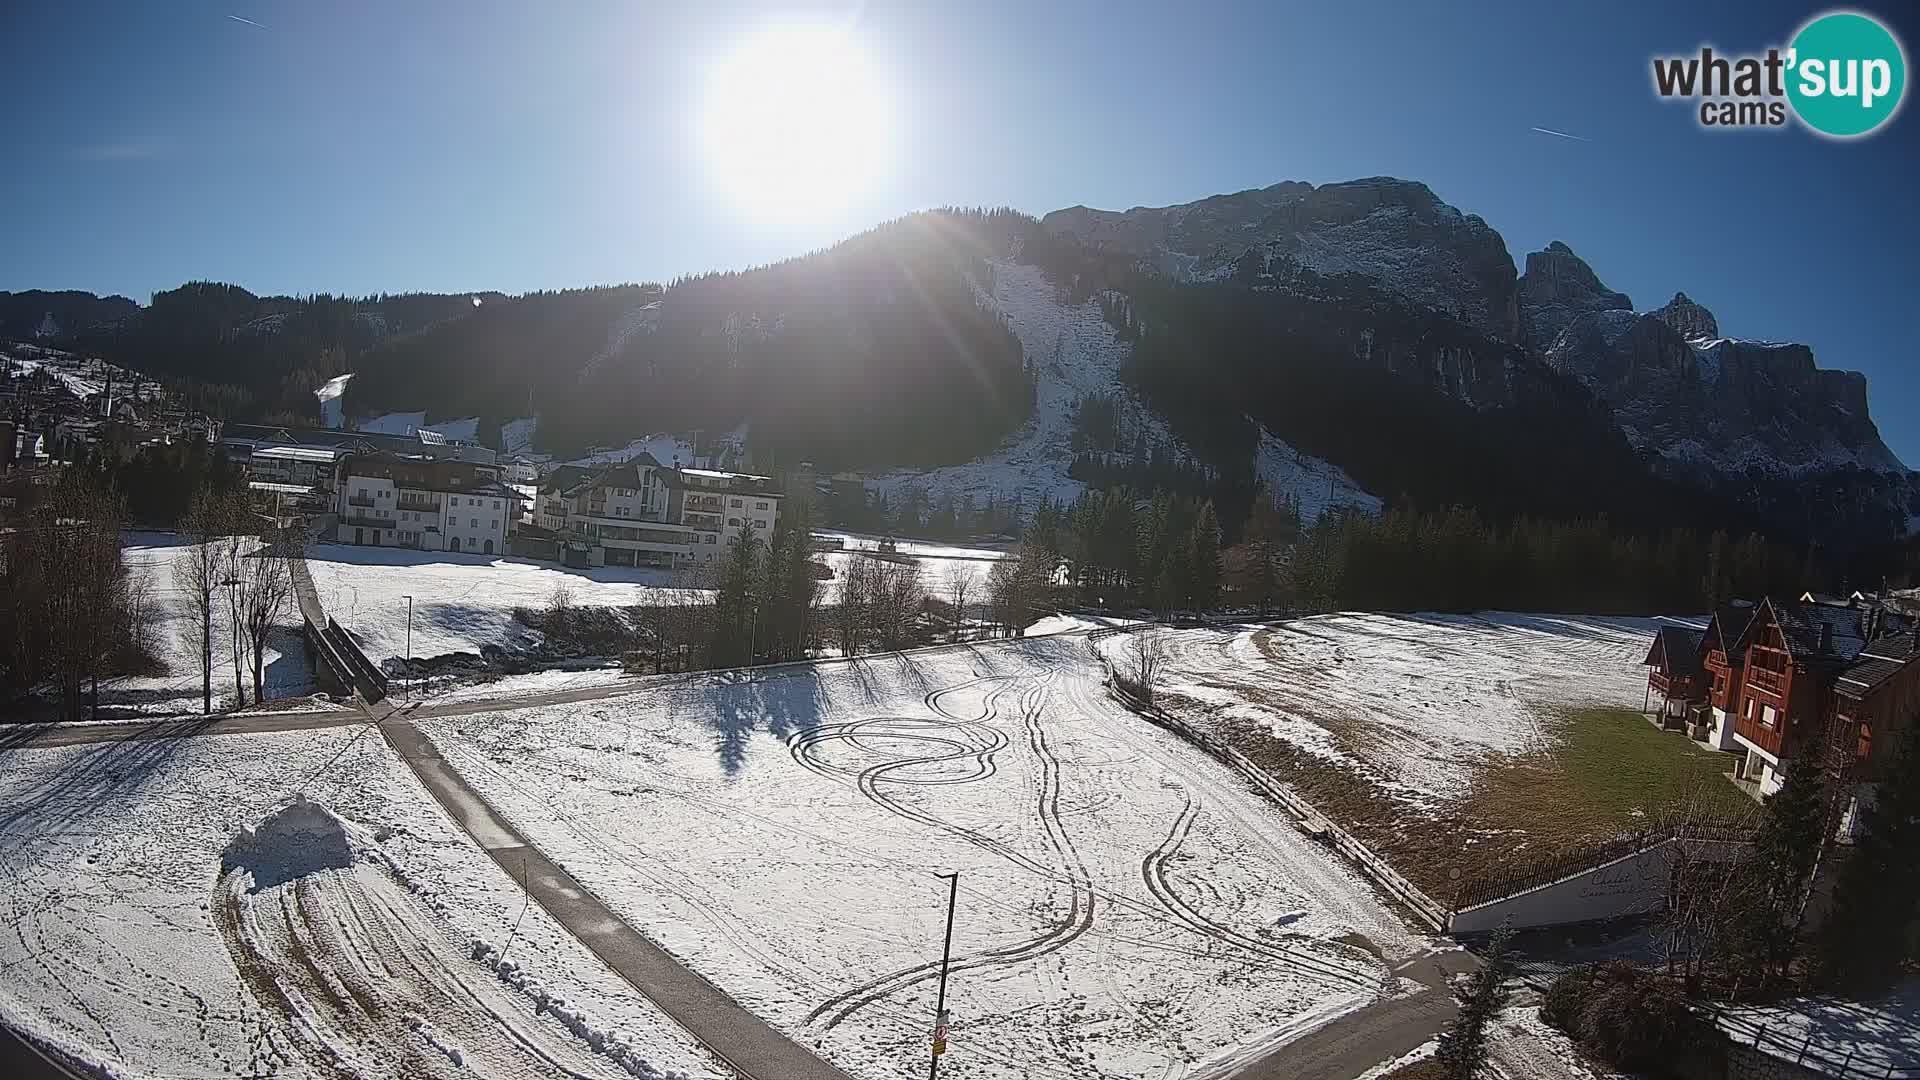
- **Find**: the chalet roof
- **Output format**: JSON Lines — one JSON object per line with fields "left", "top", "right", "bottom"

{"left": 1644, "top": 625, "right": 1705, "bottom": 676}
{"left": 1767, "top": 598, "right": 1870, "bottom": 665}
{"left": 1836, "top": 634, "right": 1918, "bottom": 700}
{"left": 1702, "top": 601, "right": 1760, "bottom": 660}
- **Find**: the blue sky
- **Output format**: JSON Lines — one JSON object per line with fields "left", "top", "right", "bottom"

{"left": 2, "top": 0, "right": 1915, "bottom": 464}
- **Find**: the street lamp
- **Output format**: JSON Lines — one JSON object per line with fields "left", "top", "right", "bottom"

{"left": 402, "top": 594, "right": 414, "bottom": 697}
{"left": 201, "top": 575, "right": 238, "bottom": 715}
{"left": 929, "top": 870, "right": 959, "bottom": 1079}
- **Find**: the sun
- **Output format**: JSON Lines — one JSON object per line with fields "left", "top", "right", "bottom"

{"left": 700, "top": 24, "right": 893, "bottom": 221}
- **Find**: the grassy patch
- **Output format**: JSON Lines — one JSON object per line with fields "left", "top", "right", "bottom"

{"left": 1176, "top": 700, "right": 1755, "bottom": 898}
{"left": 1470, "top": 708, "right": 1755, "bottom": 843}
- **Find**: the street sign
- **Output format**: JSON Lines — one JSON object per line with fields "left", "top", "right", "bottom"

{"left": 931, "top": 1009, "right": 949, "bottom": 1056}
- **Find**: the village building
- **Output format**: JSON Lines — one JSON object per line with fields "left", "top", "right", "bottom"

{"left": 525, "top": 454, "right": 784, "bottom": 569}
{"left": 332, "top": 451, "right": 525, "bottom": 554}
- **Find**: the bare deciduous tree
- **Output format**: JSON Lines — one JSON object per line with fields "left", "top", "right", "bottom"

{"left": 948, "top": 566, "right": 977, "bottom": 643}
{"left": 870, "top": 559, "right": 925, "bottom": 651}
{"left": 174, "top": 488, "right": 231, "bottom": 714}
{"left": 1123, "top": 631, "right": 1168, "bottom": 704}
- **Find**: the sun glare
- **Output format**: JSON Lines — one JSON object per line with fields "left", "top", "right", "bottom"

{"left": 701, "top": 25, "right": 893, "bottom": 221}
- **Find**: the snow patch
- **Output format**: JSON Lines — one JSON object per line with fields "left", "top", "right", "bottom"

{"left": 315, "top": 373, "right": 353, "bottom": 429}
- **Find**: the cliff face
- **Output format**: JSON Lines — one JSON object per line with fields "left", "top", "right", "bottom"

{"left": 1043, "top": 177, "right": 1520, "bottom": 339}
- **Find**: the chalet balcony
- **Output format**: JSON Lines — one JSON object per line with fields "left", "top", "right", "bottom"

{"left": 347, "top": 494, "right": 376, "bottom": 508}
{"left": 397, "top": 496, "right": 442, "bottom": 512}
{"left": 682, "top": 511, "right": 722, "bottom": 530}
{"left": 1647, "top": 670, "right": 1700, "bottom": 698}
{"left": 684, "top": 494, "right": 725, "bottom": 512}
{"left": 339, "top": 513, "right": 389, "bottom": 529}
{"left": 1745, "top": 665, "right": 1788, "bottom": 702}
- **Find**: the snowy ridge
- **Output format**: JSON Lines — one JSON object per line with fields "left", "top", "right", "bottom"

{"left": 568, "top": 432, "right": 698, "bottom": 469}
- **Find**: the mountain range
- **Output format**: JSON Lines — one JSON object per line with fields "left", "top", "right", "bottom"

{"left": 7, "top": 178, "right": 1913, "bottom": 547}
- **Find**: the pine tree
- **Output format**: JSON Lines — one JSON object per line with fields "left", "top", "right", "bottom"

{"left": 1188, "top": 501, "right": 1221, "bottom": 611}
{"left": 1731, "top": 742, "right": 1830, "bottom": 984}
{"left": 1816, "top": 708, "right": 1920, "bottom": 992}
{"left": 1435, "top": 922, "right": 1514, "bottom": 1079}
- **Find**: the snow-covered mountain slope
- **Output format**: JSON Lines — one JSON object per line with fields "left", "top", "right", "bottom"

{"left": 1043, "top": 177, "right": 1520, "bottom": 339}
{"left": 872, "top": 259, "right": 1378, "bottom": 519}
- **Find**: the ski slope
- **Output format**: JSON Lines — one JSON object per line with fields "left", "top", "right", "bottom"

{"left": 869, "top": 259, "right": 1377, "bottom": 521}
{"left": 416, "top": 637, "right": 1423, "bottom": 1080}
{"left": 0, "top": 727, "right": 725, "bottom": 1080}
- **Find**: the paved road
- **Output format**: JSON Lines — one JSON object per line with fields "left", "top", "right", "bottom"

{"left": 0, "top": 708, "right": 367, "bottom": 748}
{"left": 1217, "top": 949, "right": 1477, "bottom": 1080}
{"left": 381, "top": 717, "right": 855, "bottom": 1080}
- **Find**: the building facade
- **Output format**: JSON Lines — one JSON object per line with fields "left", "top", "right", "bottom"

{"left": 532, "top": 456, "right": 784, "bottom": 569}
{"left": 333, "top": 452, "right": 524, "bottom": 555}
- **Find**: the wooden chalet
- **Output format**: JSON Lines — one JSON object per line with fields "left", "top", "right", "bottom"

{"left": 1698, "top": 602, "right": 1761, "bottom": 751}
{"left": 1729, "top": 598, "right": 1913, "bottom": 797}
{"left": 1643, "top": 624, "right": 1707, "bottom": 729}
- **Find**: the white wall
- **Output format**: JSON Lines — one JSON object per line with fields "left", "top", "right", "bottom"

{"left": 1449, "top": 839, "right": 1747, "bottom": 934}
{"left": 440, "top": 491, "right": 510, "bottom": 555}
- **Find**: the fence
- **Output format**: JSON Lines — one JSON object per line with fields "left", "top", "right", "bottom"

{"left": 1088, "top": 629, "right": 1454, "bottom": 931}
{"left": 1707, "top": 1003, "right": 1920, "bottom": 1079}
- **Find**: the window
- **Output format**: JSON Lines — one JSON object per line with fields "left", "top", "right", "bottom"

{"left": 490, "top": 520, "right": 498, "bottom": 531}
{"left": 756, "top": 501, "right": 768, "bottom": 510}
{"left": 493, "top": 500, "right": 501, "bottom": 510}
{"left": 705, "top": 535, "right": 716, "bottom": 544}
{"left": 730, "top": 498, "right": 743, "bottom": 507}
{"left": 470, "top": 518, "right": 479, "bottom": 528}
{"left": 754, "top": 520, "right": 767, "bottom": 528}
{"left": 728, "top": 517, "right": 741, "bottom": 527}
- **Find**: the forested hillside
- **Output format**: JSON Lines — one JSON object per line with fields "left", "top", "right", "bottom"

{"left": 348, "top": 210, "right": 1036, "bottom": 467}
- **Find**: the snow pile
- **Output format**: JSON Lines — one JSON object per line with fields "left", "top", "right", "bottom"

{"left": 221, "top": 795, "right": 359, "bottom": 886}
{"left": 314, "top": 373, "right": 353, "bottom": 429}
{"left": 469, "top": 940, "right": 697, "bottom": 1080}
{"left": 403, "top": 1014, "right": 467, "bottom": 1069}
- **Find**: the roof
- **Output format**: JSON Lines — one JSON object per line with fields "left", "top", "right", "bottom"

{"left": 1645, "top": 625, "right": 1705, "bottom": 676}
{"left": 1836, "top": 633, "right": 1920, "bottom": 700}
{"left": 1702, "top": 601, "right": 1760, "bottom": 660}
{"left": 251, "top": 445, "right": 342, "bottom": 463}
{"left": 537, "top": 464, "right": 599, "bottom": 494}
{"left": 1766, "top": 599, "right": 1870, "bottom": 665}
{"left": 247, "top": 481, "right": 317, "bottom": 495}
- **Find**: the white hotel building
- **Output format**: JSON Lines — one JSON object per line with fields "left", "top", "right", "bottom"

{"left": 333, "top": 452, "right": 527, "bottom": 554}
{"left": 534, "top": 455, "right": 783, "bottom": 568}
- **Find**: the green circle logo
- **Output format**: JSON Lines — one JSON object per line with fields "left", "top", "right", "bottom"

{"left": 1787, "top": 11, "right": 1907, "bottom": 137}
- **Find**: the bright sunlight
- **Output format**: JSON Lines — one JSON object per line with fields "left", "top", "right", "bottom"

{"left": 700, "top": 24, "right": 893, "bottom": 221}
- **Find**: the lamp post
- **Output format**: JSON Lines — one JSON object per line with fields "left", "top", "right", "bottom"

{"left": 403, "top": 594, "right": 414, "bottom": 697}
{"left": 929, "top": 870, "right": 959, "bottom": 1079}
{"left": 201, "top": 575, "right": 237, "bottom": 715}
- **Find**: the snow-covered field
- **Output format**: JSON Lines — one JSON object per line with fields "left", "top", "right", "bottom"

{"left": 116, "top": 532, "right": 312, "bottom": 715}
{"left": 416, "top": 637, "right": 1424, "bottom": 1079}
{"left": 0, "top": 726, "right": 725, "bottom": 1079}
{"left": 1111, "top": 613, "right": 1662, "bottom": 806}
{"left": 306, "top": 544, "right": 696, "bottom": 664}
{"left": 813, "top": 530, "right": 1007, "bottom": 604}
{"left": 869, "top": 259, "right": 1377, "bottom": 522}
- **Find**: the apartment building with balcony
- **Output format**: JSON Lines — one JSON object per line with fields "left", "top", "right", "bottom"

{"left": 532, "top": 454, "right": 783, "bottom": 569}
{"left": 333, "top": 451, "right": 526, "bottom": 554}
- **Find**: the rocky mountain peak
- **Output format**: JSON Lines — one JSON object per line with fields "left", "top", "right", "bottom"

{"left": 1655, "top": 292, "right": 1719, "bottom": 341}
{"left": 1515, "top": 241, "right": 1632, "bottom": 351}
{"left": 1041, "top": 177, "right": 1520, "bottom": 339}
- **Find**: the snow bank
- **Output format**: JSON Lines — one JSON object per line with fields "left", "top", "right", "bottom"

{"left": 469, "top": 940, "right": 697, "bottom": 1080}
{"left": 221, "top": 795, "right": 359, "bottom": 886}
